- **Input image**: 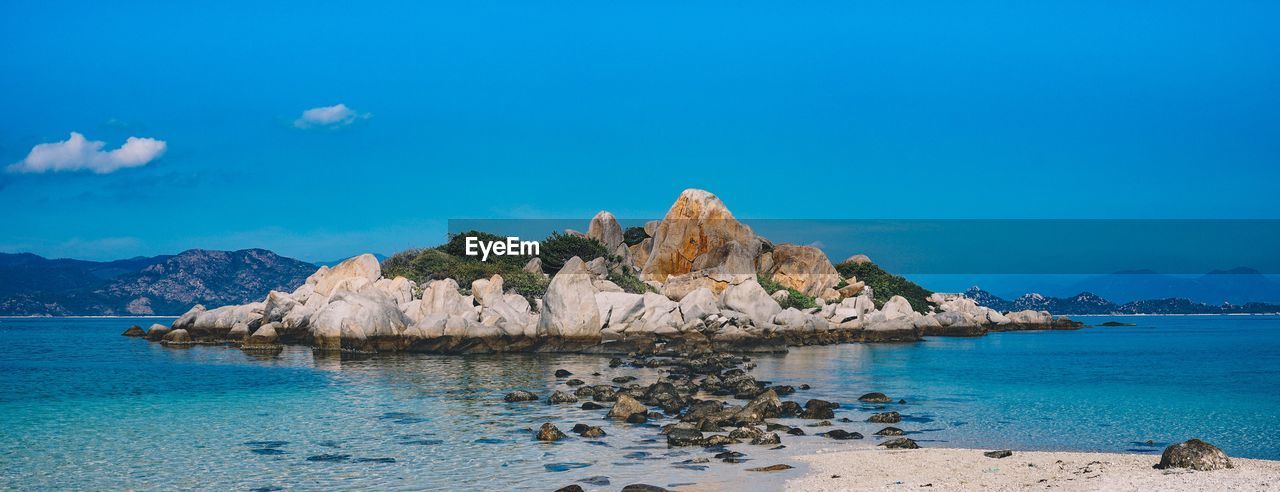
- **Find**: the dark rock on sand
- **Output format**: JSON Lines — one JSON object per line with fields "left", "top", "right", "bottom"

{"left": 879, "top": 437, "right": 920, "bottom": 449}
{"left": 536, "top": 423, "right": 567, "bottom": 442}
{"left": 984, "top": 450, "right": 1013, "bottom": 459}
{"left": 503, "top": 390, "right": 538, "bottom": 402}
{"left": 746, "top": 464, "right": 794, "bottom": 472}
{"left": 787, "top": 428, "right": 806, "bottom": 436}
{"left": 800, "top": 399, "right": 836, "bottom": 419}
{"left": 779, "top": 401, "right": 802, "bottom": 417}
{"left": 555, "top": 485, "right": 585, "bottom": 492}
{"left": 751, "top": 433, "right": 782, "bottom": 446}
{"left": 1156, "top": 439, "right": 1233, "bottom": 471}
{"left": 868, "top": 411, "right": 901, "bottom": 423}
{"left": 122, "top": 325, "right": 147, "bottom": 337}
{"left": 858, "top": 392, "right": 892, "bottom": 403}
{"left": 823, "top": 430, "right": 863, "bottom": 440}
{"left": 666, "top": 428, "right": 704, "bottom": 447}
{"left": 554, "top": 369, "right": 573, "bottom": 377}
{"left": 875, "top": 427, "right": 904, "bottom": 436}
{"left": 547, "top": 390, "right": 579, "bottom": 404}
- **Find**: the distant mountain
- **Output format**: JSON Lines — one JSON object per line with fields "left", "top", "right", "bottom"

{"left": 315, "top": 253, "right": 386, "bottom": 268}
{"left": 0, "top": 249, "right": 317, "bottom": 316}
{"left": 963, "top": 286, "right": 1280, "bottom": 315}
{"left": 1063, "top": 268, "right": 1280, "bottom": 304}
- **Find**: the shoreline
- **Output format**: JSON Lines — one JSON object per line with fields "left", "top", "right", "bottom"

{"left": 778, "top": 445, "right": 1280, "bottom": 491}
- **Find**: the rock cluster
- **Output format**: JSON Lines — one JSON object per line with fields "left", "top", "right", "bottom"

{"left": 137, "top": 188, "right": 1079, "bottom": 353}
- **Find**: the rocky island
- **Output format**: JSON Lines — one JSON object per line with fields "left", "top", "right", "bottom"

{"left": 136, "top": 189, "right": 1079, "bottom": 354}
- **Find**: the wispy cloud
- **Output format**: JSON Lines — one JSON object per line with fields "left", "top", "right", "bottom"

{"left": 6, "top": 132, "right": 167, "bottom": 174}
{"left": 293, "top": 103, "right": 370, "bottom": 129}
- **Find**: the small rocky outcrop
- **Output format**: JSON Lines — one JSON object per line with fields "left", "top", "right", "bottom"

{"left": 607, "top": 393, "right": 647, "bottom": 420}
{"left": 984, "top": 450, "right": 1013, "bottom": 459}
{"left": 503, "top": 390, "right": 538, "bottom": 402}
{"left": 875, "top": 427, "right": 904, "bottom": 436}
{"left": 858, "top": 392, "right": 892, "bottom": 403}
{"left": 121, "top": 325, "right": 146, "bottom": 337}
{"left": 879, "top": 437, "right": 920, "bottom": 449}
{"left": 1155, "top": 439, "right": 1233, "bottom": 471}
{"left": 868, "top": 411, "right": 901, "bottom": 423}
{"left": 547, "top": 390, "right": 579, "bottom": 404}
{"left": 535, "top": 423, "right": 567, "bottom": 442}
{"left": 758, "top": 244, "right": 841, "bottom": 299}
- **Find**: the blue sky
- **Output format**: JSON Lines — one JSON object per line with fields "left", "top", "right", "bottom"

{"left": 2, "top": 1, "right": 1278, "bottom": 262}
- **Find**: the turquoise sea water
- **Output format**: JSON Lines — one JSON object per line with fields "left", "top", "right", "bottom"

{"left": 1, "top": 315, "right": 1278, "bottom": 489}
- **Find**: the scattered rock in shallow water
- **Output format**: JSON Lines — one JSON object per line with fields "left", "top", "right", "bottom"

{"left": 545, "top": 462, "right": 591, "bottom": 472}
{"left": 578, "top": 476, "right": 611, "bottom": 486}
{"left": 858, "top": 392, "right": 892, "bottom": 403}
{"left": 984, "top": 450, "right": 1013, "bottom": 459}
{"left": 868, "top": 411, "right": 901, "bottom": 423}
{"left": 800, "top": 399, "right": 836, "bottom": 419}
{"left": 581, "top": 401, "right": 605, "bottom": 410}
{"left": 555, "top": 369, "right": 573, "bottom": 377}
{"left": 787, "top": 428, "right": 805, "bottom": 436}
{"left": 703, "top": 435, "right": 738, "bottom": 446}
{"left": 779, "top": 401, "right": 802, "bottom": 418}
{"left": 305, "top": 454, "right": 351, "bottom": 462}
{"left": 823, "top": 430, "right": 863, "bottom": 440}
{"left": 571, "top": 423, "right": 590, "bottom": 434}
{"left": 608, "top": 393, "right": 648, "bottom": 421}
{"left": 122, "top": 325, "right": 146, "bottom": 337}
{"left": 807, "top": 420, "right": 832, "bottom": 427}
{"left": 580, "top": 426, "right": 606, "bottom": 438}
{"left": 554, "top": 485, "right": 584, "bottom": 492}
{"left": 536, "top": 423, "right": 567, "bottom": 442}
{"left": 875, "top": 427, "right": 904, "bottom": 436}
{"left": 503, "top": 390, "right": 538, "bottom": 402}
{"left": 899, "top": 399, "right": 906, "bottom": 404}
{"left": 626, "top": 413, "right": 648, "bottom": 424}
{"left": 746, "top": 464, "right": 794, "bottom": 472}
{"left": 666, "top": 428, "right": 704, "bottom": 447}
{"left": 400, "top": 439, "right": 444, "bottom": 446}
{"left": 879, "top": 437, "right": 920, "bottom": 449}
{"left": 799, "top": 384, "right": 811, "bottom": 390}
{"left": 566, "top": 379, "right": 585, "bottom": 386}
{"left": 355, "top": 457, "right": 396, "bottom": 463}
{"left": 715, "top": 451, "right": 745, "bottom": 460}
{"left": 621, "top": 485, "right": 670, "bottom": 492}
{"left": 548, "top": 390, "right": 579, "bottom": 404}
{"left": 1156, "top": 439, "right": 1233, "bottom": 471}
{"left": 613, "top": 375, "right": 637, "bottom": 384}
{"left": 751, "top": 433, "right": 781, "bottom": 446}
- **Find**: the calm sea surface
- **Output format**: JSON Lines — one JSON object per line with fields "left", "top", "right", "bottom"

{"left": 1, "top": 315, "right": 1277, "bottom": 489}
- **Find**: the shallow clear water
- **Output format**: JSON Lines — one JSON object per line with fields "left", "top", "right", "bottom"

{"left": 1, "top": 315, "right": 1277, "bottom": 489}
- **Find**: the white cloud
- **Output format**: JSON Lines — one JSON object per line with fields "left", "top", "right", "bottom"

{"left": 293, "top": 103, "right": 370, "bottom": 129}
{"left": 7, "top": 132, "right": 167, "bottom": 174}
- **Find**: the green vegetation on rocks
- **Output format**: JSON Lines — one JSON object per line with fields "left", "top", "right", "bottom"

{"left": 537, "top": 232, "right": 609, "bottom": 274}
{"left": 835, "top": 260, "right": 932, "bottom": 313}
{"left": 757, "top": 274, "right": 817, "bottom": 310}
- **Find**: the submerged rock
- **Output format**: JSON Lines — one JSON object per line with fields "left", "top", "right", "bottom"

{"left": 858, "top": 392, "right": 892, "bottom": 403}
{"left": 868, "top": 411, "right": 901, "bottom": 423}
{"left": 800, "top": 399, "right": 836, "bottom": 419}
{"left": 875, "top": 427, "right": 904, "bottom": 436}
{"left": 823, "top": 429, "right": 863, "bottom": 440}
{"left": 547, "top": 390, "right": 579, "bottom": 404}
{"left": 746, "top": 464, "right": 794, "bottom": 472}
{"left": 1156, "top": 439, "right": 1233, "bottom": 471}
{"left": 121, "top": 325, "right": 146, "bottom": 337}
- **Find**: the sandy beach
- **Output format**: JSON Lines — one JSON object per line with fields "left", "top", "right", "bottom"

{"left": 782, "top": 447, "right": 1280, "bottom": 491}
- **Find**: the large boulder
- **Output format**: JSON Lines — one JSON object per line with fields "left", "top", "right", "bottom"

{"left": 880, "top": 295, "right": 916, "bottom": 319}
{"left": 1006, "top": 310, "right": 1053, "bottom": 326}
{"left": 419, "top": 279, "right": 472, "bottom": 319}
{"left": 758, "top": 244, "right": 841, "bottom": 298}
{"left": 587, "top": 210, "right": 625, "bottom": 253}
{"left": 720, "top": 278, "right": 782, "bottom": 327}
{"left": 537, "top": 256, "right": 602, "bottom": 339}
{"left": 636, "top": 292, "right": 684, "bottom": 334}
{"left": 261, "top": 291, "right": 300, "bottom": 324}
{"left": 375, "top": 276, "right": 414, "bottom": 306}
{"left": 1156, "top": 439, "right": 1233, "bottom": 471}
{"left": 607, "top": 393, "right": 648, "bottom": 420}
{"left": 596, "top": 292, "right": 646, "bottom": 331}
{"left": 309, "top": 290, "right": 411, "bottom": 350}
{"left": 628, "top": 238, "right": 653, "bottom": 272}
{"left": 641, "top": 189, "right": 764, "bottom": 284}
{"left": 313, "top": 254, "right": 381, "bottom": 296}
{"left": 678, "top": 287, "right": 719, "bottom": 321}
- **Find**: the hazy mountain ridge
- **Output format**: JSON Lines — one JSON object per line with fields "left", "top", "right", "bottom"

{"left": 964, "top": 286, "right": 1280, "bottom": 315}
{"left": 0, "top": 249, "right": 316, "bottom": 316}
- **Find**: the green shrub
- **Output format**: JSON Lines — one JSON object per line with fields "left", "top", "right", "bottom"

{"left": 623, "top": 226, "right": 648, "bottom": 246}
{"left": 381, "top": 231, "right": 551, "bottom": 302}
{"left": 437, "top": 230, "right": 532, "bottom": 267}
{"left": 538, "top": 232, "right": 609, "bottom": 274}
{"left": 835, "top": 260, "right": 932, "bottom": 313}
{"left": 608, "top": 269, "right": 654, "bottom": 294}
{"left": 756, "top": 274, "right": 816, "bottom": 310}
